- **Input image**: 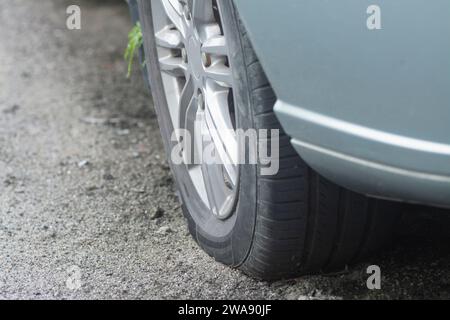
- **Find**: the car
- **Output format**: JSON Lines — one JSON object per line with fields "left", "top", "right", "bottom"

{"left": 129, "top": 0, "right": 450, "bottom": 280}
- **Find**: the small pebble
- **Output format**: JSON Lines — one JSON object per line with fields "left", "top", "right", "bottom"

{"left": 157, "top": 226, "right": 172, "bottom": 235}
{"left": 78, "top": 160, "right": 90, "bottom": 168}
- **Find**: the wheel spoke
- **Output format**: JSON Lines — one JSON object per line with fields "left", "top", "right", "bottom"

{"left": 204, "top": 112, "right": 238, "bottom": 187}
{"left": 187, "top": 165, "right": 210, "bottom": 207}
{"left": 204, "top": 83, "right": 238, "bottom": 186}
{"left": 161, "top": 0, "right": 187, "bottom": 38}
{"left": 155, "top": 27, "right": 183, "bottom": 49}
{"left": 199, "top": 122, "right": 232, "bottom": 215}
{"left": 159, "top": 56, "right": 186, "bottom": 77}
{"left": 204, "top": 84, "right": 238, "bottom": 162}
{"left": 198, "top": 114, "right": 220, "bottom": 213}
{"left": 197, "top": 23, "right": 221, "bottom": 44}
{"left": 178, "top": 76, "right": 195, "bottom": 131}
{"left": 204, "top": 63, "right": 233, "bottom": 88}
{"left": 200, "top": 161, "right": 235, "bottom": 216}
{"left": 202, "top": 35, "right": 227, "bottom": 56}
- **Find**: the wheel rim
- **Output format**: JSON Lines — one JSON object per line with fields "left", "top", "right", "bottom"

{"left": 152, "top": 0, "right": 239, "bottom": 220}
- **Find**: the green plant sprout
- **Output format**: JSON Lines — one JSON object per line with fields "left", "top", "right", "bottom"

{"left": 125, "top": 22, "right": 143, "bottom": 78}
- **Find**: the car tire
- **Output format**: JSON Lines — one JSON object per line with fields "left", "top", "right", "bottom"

{"left": 138, "top": 0, "right": 401, "bottom": 280}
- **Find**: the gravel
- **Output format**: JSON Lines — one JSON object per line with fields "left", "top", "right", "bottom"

{"left": 1, "top": 0, "right": 450, "bottom": 300}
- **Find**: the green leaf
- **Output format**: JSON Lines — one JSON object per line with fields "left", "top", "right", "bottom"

{"left": 124, "top": 22, "right": 144, "bottom": 78}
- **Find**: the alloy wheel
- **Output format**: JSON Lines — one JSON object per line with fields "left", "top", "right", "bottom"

{"left": 151, "top": 0, "right": 239, "bottom": 219}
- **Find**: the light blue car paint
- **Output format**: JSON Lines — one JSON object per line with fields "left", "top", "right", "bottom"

{"left": 234, "top": 0, "right": 450, "bottom": 207}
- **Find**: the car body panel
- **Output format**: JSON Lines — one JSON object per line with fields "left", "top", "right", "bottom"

{"left": 234, "top": 0, "right": 450, "bottom": 207}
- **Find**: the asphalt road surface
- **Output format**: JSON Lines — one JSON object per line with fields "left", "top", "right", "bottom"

{"left": 2, "top": 0, "right": 450, "bottom": 300}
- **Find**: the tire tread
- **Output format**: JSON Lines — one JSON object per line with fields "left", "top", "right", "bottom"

{"left": 236, "top": 14, "right": 399, "bottom": 279}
